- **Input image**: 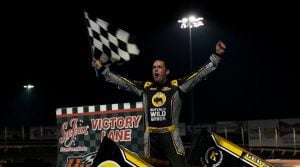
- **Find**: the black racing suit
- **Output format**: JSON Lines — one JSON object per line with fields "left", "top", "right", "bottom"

{"left": 98, "top": 54, "right": 221, "bottom": 167}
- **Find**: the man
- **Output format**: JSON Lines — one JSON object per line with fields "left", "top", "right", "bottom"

{"left": 92, "top": 40, "right": 226, "bottom": 167}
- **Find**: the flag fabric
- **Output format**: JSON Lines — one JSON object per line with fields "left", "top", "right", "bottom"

{"left": 187, "top": 129, "right": 275, "bottom": 167}
{"left": 91, "top": 136, "right": 153, "bottom": 167}
{"left": 84, "top": 11, "right": 140, "bottom": 66}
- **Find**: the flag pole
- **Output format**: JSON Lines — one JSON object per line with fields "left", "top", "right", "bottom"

{"left": 83, "top": 11, "right": 98, "bottom": 77}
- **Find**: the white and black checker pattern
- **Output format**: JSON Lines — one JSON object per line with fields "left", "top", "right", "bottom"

{"left": 56, "top": 102, "right": 144, "bottom": 166}
{"left": 56, "top": 102, "right": 143, "bottom": 116}
{"left": 122, "top": 118, "right": 145, "bottom": 155}
{"left": 111, "top": 111, "right": 145, "bottom": 155}
{"left": 84, "top": 11, "right": 140, "bottom": 65}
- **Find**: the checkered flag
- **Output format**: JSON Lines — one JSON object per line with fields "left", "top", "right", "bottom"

{"left": 84, "top": 11, "right": 140, "bottom": 66}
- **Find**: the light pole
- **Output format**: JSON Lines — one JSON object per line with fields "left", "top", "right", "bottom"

{"left": 178, "top": 15, "right": 204, "bottom": 136}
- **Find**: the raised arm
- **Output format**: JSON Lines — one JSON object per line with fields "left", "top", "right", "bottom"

{"left": 92, "top": 58, "right": 144, "bottom": 96}
{"left": 178, "top": 40, "right": 226, "bottom": 93}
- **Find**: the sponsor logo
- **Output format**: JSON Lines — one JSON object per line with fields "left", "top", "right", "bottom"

{"left": 59, "top": 118, "right": 89, "bottom": 152}
{"left": 66, "top": 152, "right": 97, "bottom": 167}
{"left": 151, "top": 92, "right": 166, "bottom": 107}
{"left": 242, "top": 152, "right": 272, "bottom": 167}
{"left": 161, "top": 87, "right": 171, "bottom": 91}
{"left": 150, "top": 107, "right": 167, "bottom": 122}
{"left": 98, "top": 160, "right": 120, "bottom": 167}
{"left": 205, "top": 147, "right": 223, "bottom": 167}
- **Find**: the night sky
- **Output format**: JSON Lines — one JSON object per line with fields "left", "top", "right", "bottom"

{"left": 0, "top": 1, "right": 298, "bottom": 126}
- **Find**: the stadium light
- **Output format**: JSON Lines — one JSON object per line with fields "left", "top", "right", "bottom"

{"left": 178, "top": 16, "right": 204, "bottom": 29}
{"left": 24, "top": 84, "right": 34, "bottom": 89}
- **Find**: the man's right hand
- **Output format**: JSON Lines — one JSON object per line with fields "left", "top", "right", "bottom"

{"left": 92, "top": 58, "right": 102, "bottom": 70}
{"left": 215, "top": 40, "right": 226, "bottom": 56}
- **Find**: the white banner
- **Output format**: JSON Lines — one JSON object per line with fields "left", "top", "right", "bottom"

{"left": 30, "top": 126, "right": 56, "bottom": 140}
{"left": 248, "top": 119, "right": 300, "bottom": 147}
{"left": 216, "top": 121, "right": 247, "bottom": 134}
{"left": 278, "top": 119, "right": 300, "bottom": 147}
{"left": 248, "top": 120, "right": 278, "bottom": 147}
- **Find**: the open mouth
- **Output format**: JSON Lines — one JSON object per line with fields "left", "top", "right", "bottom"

{"left": 154, "top": 73, "right": 159, "bottom": 77}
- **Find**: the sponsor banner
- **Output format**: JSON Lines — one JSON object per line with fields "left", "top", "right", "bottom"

{"left": 248, "top": 119, "right": 300, "bottom": 147}
{"left": 56, "top": 102, "right": 144, "bottom": 167}
{"left": 30, "top": 126, "right": 56, "bottom": 140}
{"left": 0, "top": 127, "right": 22, "bottom": 140}
{"left": 248, "top": 120, "right": 279, "bottom": 147}
{"left": 278, "top": 119, "right": 300, "bottom": 147}
{"left": 216, "top": 121, "right": 247, "bottom": 134}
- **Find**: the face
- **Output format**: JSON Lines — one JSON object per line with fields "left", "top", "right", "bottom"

{"left": 152, "top": 60, "right": 170, "bottom": 83}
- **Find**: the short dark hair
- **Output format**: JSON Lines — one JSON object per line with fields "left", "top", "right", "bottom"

{"left": 153, "top": 57, "right": 169, "bottom": 70}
